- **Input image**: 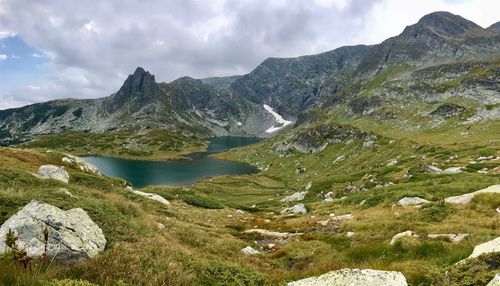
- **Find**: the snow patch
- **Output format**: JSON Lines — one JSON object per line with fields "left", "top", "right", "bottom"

{"left": 263, "top": 104, "right": 292, "bottom": 133}
{"left": 237, "top": 121, "right": 242, "bottom": 126}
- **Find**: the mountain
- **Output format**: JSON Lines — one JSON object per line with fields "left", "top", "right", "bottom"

{"left": 230, "top": 12, "right": 500, "bottom": 117}
{"left": 0, "top": 11, "right": 498, "bottom": 158}
{"left": 488, "top": 21, "right": 500, "bottom": 32}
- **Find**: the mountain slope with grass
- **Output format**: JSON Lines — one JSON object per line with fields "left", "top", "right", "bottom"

{"left": 0, "top": 11, "right": 499, "bottom": 286}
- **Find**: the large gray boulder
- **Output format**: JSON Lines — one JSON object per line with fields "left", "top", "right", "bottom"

{"left": 287, "top": 268, "right": 408, "bottom": 286}
{"left": 487, "top": 274, "right": 500, "bottom": 286}
{"left": 37, "top": 165, "right": 70, "bottom": 183}
{"left": 281, "top": 191, "right": 308, "bottom": 203}
{"left": 467, "top": 236, "right": 500, "bottom": 260}
{"left": 0, "top": 200, "right": 106, "bottom": 262}
{"left": 397, "top": 197, "right": 430, "bottom": 206}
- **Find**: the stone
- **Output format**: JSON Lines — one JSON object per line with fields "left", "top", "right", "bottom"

{"left": 0, "top": 200, "right": 106, "bottom": 262}
{"left": 442, "top": 167, "right": 463, "bottom": 174}
{"left": 58, "top": 187, "right": 75, "bottom": 198}
{"left": 477, "top": 156, "right": 496, "bottom": 162}
{"left": 427, "top": 233, "right": 468, "bottom": 243}
{"left": 486, "top": 274, "right": 500, "bottom": 286}
{"left": 132, "top": 190, "right": 170, "bottom": 205}
{"left": 387, "top": 159, "right": 398, "bottom": 166}
{"left": 323, "top": 192, "right": 334, "bottom": 203}
{"left": 333, "top": 155, "right": 345, "bottom": 164}
{"left": 244, "top": 229, "right": 303, "bottom": 239}
{"left": 281, "top": 203, "right": 307, "bottom": 215}
{"left": 157, "top": 223, "right": 165, "bottom": 230}
{"left": 426, "top": 165, "right": 443, "bottom": 174}
{"left": 445, "top": 185, "right": 500, "bottom": 204}
{"left": 287, "top": 268, "right": 408, "bottom": 286}
{"left": 346, "top": 232, "right": 355, "bottom": 237}
{"left": 235, "top": 209, "right": 245, "bottom": 214}
{"left": 397, "top": 197, "right": 430, "bottom": 206}
{"left": 37, "top": 165, "right": 70, "bottom": 183}
{"left": 466, "top": 236, "right": 500, "bottom": 260}
{"left": 281, "top": 191, "right": 308, "bottom": 203}
{"left": 241, "top": 246, "right": 260, "bottom": 255}
{"left": 390, "top": 231, "right": 419, "bottom": 245}
{"left": 62, "top": 154, "right": 102, "bottom": 176}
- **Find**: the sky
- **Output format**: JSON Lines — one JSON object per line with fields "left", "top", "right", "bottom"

{"left": 0, "top": 0, "right": 498, "bottom": 109}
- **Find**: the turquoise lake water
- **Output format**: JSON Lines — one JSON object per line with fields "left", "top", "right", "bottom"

{"left": 83, "top": 136, "right": 262, "bottom": 188}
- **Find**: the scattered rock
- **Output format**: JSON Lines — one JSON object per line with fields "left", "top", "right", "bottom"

{"left": 445, "top": 184, "right": 500, "bottom": 204}
{"left": 132, "top": 190, "right": 170, "bottom": 205}
{"left": 442, "top": 167, "right": 463, "bottom": 174}
{"left": 486, "top": 274, "right": 500, "bottom": 286}
{"left": 62, "top": 154, "right": 102, "bottom": 176}
{"left": 281, "top": 191, "right": 308, "bottom": 203}
{"left": 235, "top": 209, "right": 245, "bottom": 215}
{"left": 426, "top": 165, "right": 443, "bottom": 174}
{"left": 358, "top": 200, "right": 366, "bottom": 206}
{"left": 465, "top": 236, "right": 500, "bottom": 260}
{"left": 387, "top": 159, "right": 398, "bottom": 166}
{"left": 244, "top": 229, "right": 303, "bottom": 239}
{"left": 346, "top": 232, "right": 355, "bottom": 238}
{"left": 0, "top": 200, "right": 106, "bottom": 262}
{"left": 57, "top": 187, "right": 75, "bottom": 198}
{"left": 37, "top": 165, "right": 69, "bottom": 183}
{"left": 281, "top": 203, "right": 307, "bottom": 215}
{"left": 477, "top": 156, "right": 496, "bottom": 162}
{"left": 157, "top": 223, "right": 165, "bottom": 230}
{"left": 427, "top": 233, "right": 468, "bottom": 243}
{"left": 305, "top": 182, "right": 312, "bottom": 191}
{"left": 241, "top": 246, "right": 260, "bottom": 255}
{"left": 323, "top": 192, "right": 334, "bottom": 203}
{"left": 397, "top": 197, "right": 430, "bottom": 206}
{"left": 390, "top": 231, "right": 419, "bottom": 245}
{"left": 296, "top": 167, "right": 307, "bottom": 174}
{"left": 287, "top": 268, "right": 408, "bottom": 286}
{"left": 333, "top": 155, "right": 345, "bottom": 164}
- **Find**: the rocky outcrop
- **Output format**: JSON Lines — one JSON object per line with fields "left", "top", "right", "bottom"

{"left": 244, "top": 229, "right": 303, "bottom": 239}
{"left": 397, "top": 197, "right": 430, "bottom": 206}
{"left": 281, "top": 203, "right": 307, "bottom": 215}
{"left": 241, "top": 246, "right": 260, "bottom": 255}
{"left": 276, "top": 124, "right": 375, "bottom": 155}
{"left": 287, "top": 268, "right": 408, "bottom": 286}
{"left": 36, "top": 165, "right": 70, "bottom": 183}
{"left": 466, "top": 236, "right": 500, "bottom": 260}
{"left": 281, "top": 191, "right": 307, "bottom": 203}
{"left": 390, "top": 231, "right": 420, "bottom": 245}
{"left": 62, "top": 154, "right": 101, "bottom": 175}
{"left": 0, "top": 200, "right": 106, "bottom": 262}
{"left": 445, "top": 184, "right": 500, "bottom": 204}
{"left": 427, "top": 233, "right": 468, "bottom": 243}
{"left": 430, "top": 103, "right": 468, "bottom": 119}
{"left": 132, "top": 190, "right": 170, "bottom": 206}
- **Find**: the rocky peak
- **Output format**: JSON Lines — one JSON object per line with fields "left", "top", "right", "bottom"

{"left": 401, "top": 11, "right": 483, "bottom": 39}
{"left": 105, "top": 67, "right": 162, "bottom": 113}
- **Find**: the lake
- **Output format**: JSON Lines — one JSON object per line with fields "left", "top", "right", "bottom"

{"left": 83, "top": 136, "right": 262, "bottom": 188}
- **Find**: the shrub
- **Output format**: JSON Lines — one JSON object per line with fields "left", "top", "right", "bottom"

{"left": 194, "top": 261, "right": 265, "bottom": 286}
{"left": 433, "top": 252, "right": 500, "bottom": 285}
{"left": 181, "top": 194, "right": 223, "bottom": 209}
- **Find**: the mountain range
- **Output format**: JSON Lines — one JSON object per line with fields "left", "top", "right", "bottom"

{"left": 0, "top": 11, "right": 499, "bottom": 155}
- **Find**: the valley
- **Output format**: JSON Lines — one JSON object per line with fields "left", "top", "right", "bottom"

{"left": 0, "top": 11, "right": 499, "bottom": 286}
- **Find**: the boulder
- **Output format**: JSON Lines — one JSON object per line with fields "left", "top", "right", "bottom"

{"left": 0, "top": 200, "right": 106, "bottom": 262}
{"left": 442, "top": 167, "right": 463, "bottom": 174}
{"left": 467, "top": 236, "right": 500, "bottom": 260}
{"left": 281, "top": 191, "right": 307, "bottom": 203}
{"left": 241, "top": 246, "right": 260, "bottom": 255}
{"left": 281, "top": 203, "right": 307, "bottom": 215}
{"left": 390, "top": 231, "right": 419, "bottom": 245}
{"left": 445, "top": 185, "right": 500, "bottom": 204}
{"left": 37, "top": 165, "right": 69, "bottom": 183}
{"left": 132, "top": 190, "right": 170, "bottom": 205}
{"left": 62, "top": 154, "right": 102, "bottom": 176}
{"left": 397, "top": 197, "right": 430, "bottom": 206}
{"left": 287, "top": 268, "right": 408, "bottom": 286}
{"left": 426, "top": 165, "right": 443, "bottom": 174}
{"left": 487, "top": 274, "right": 500, "bottom": 286}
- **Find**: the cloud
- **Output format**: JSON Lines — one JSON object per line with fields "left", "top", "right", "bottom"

{"left": 0, "top": 0, "right": 498, "bottom": 108}
{"left": 31, "top": 53, "right": 43, "bottom": 58}
{"left": 0, "top": 53, "right": 7, "bottom": 60}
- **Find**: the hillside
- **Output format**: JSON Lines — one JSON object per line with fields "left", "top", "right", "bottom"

{"left": 0, "top": 11, "right": 499, "bottom": 286}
